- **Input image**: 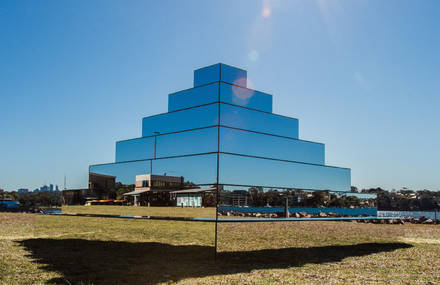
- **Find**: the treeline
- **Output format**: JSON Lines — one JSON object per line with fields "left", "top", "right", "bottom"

{"left": 359, "top": 187, "right": 440, "bottom": 211}
{"left": 106, "top": 183, "right": 135, "bottom": 200}
{"left": 218, "top": 188, "right": 373, "bottom": 208}
{"left": 245, "top": 188, "right": 376, "bottom": 208}
{"left": 0, "top": 189, "right": 61, "bottom": 207}
{"left": 2, "top": 186, "right": 439, "bottom": 211}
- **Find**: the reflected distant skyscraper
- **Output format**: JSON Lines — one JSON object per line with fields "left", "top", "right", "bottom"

{"left": 17, "top": 188, "right": 29, "bottom": 194}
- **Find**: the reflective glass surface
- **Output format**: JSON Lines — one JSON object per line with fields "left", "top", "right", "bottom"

{"left": 115, "top": 137, "right": 154, "bottom": 162}
{"left": 152, "top": 154, "right": 217, "bottom": 185}
{"left": 217, "top": 185, "right": 376, "bottom": 213}
{"left": 220, "top": 103, "right": 299, "bottom": 138}
{"left": 220, "top": 127, "right": 324, "bottom": 164}
{"left": 218, "top": 153, "right": 350, "bottom": 191}
{"left": 193, "top": 63, "right": 247, "bottom": 88}
{"left": 220, "top": 64, "right": 247, "bottom": 87}
{"left": 89, "top": 154, "right": 217, "bottom": 219}
{"left": 92, "top": 154, "right": 218, "bottom": 187}
{"left": 156, "top": 127, "right": 218, "bottom": 158}
{"left": 168, "top": 83, "right": 219, "bottom": 112}
{"left": 142, "top": 103, "right": 219, "bottom": 136}
{"left": 90, "top": 160, "right": 150, "bottom": 185}
{"left": 116, "top": 127, "right": 218, "bottom": 163}
{"left": 220, "top": 82, "right": 272, "bottom": 112}
{"left": 87, "top": 63, "right": 359, "bottom": 229}
{"left": 193, "top": 64, "right": 220, "bottom": 87}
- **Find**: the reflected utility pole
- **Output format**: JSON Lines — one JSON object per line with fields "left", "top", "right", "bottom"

{"left": 151, "top": 132, "right": 160, "bottom": 174}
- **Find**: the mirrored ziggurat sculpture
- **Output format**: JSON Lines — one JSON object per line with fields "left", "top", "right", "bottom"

{"left": 88, "top": 63, "right": 372, "bottom": 215}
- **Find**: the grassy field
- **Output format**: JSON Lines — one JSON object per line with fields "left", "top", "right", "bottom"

{"left": 62, "top": 205, "right": 216, "bottom": 218}
{"left": 0, "top": 206, "right": 439, "bottom": 284}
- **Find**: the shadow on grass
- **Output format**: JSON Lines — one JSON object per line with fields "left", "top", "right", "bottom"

{"left": 18, "top": 239, "right": 412, "bottom": 284}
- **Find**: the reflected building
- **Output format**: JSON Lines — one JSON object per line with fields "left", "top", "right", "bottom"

{"left": 89, "top": 63, "right": 360, "bottom": 211}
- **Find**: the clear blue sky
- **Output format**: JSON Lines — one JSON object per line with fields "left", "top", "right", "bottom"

{"left": 1, "top": 0, "right": 439, "bottom": 191}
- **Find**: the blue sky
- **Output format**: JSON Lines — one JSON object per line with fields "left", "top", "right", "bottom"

{"left": 1, "top": 0, "right": 439, "bottom": 191}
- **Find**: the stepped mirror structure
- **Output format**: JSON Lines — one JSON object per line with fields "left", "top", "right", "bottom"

{"left": 89, "top": 63, "right": 376, "bottom": 223}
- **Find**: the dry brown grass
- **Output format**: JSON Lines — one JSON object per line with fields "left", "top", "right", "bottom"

{"left": 62, "top": 205, "right": 216, "bottom": 218}
{"left": 1, "top": 209, "right": 439, "bottom": 284}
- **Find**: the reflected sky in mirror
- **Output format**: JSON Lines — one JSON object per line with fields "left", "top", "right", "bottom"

{"left": 193, "top": 63, "right": 247, "bottom": 88}
{"left": 142, "top": 103, "right": 218, "bottom": 137}
{"left": 116, "top": 137, "right": 154, "bottom": 162}
{"left": 220, "top": 127, "right": 324, "bottom": 164}
{"left": 220, "top": 103, "right": 298, "bottom": 138}
{"left": 116, "top": 127, "right": 218, "bottom": 163}
{"left": 156, "top": 127, "right": 217, "bottom": 158}
{"left": 92, "top": 154, "right": 218, "bottom": 187}
{"left": 193, "top": 63, "right": 221, "bottom": 87}
{"left": 152, "top": 154, "right": 217, "bottom": 186}
{"left": 220, "top": 83, "right": 272, "bottom": 112}
{"left": 168, "top": 83, "right": 218, "bottom": 112}
{"left": 219, "top": 153, "right": 350, "bottom": 191}
{"left": 90, "top": 160, "right": 150, "bottom": 185}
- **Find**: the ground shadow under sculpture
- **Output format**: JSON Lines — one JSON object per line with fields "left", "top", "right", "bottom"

{"left": 18, "top": 239, "right": 412, "bottom": 284}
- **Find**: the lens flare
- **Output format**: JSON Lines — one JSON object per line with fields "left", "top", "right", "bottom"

{"left": 248, "top": 49, "right": 259, "bottom": 62}
{"left": 262, "top": 7, "right": 271, "bottom": 18}
{"left": 232, "top": 78, "right": 254, "bottom": 107}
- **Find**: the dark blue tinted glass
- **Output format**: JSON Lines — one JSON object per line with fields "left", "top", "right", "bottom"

{"left": 156, "top": 127, "right": 218, "bottom": 158}
{"left": 220, "top": 127, "right": 324, "bottom": 164}
{"left": 115, "top": 137, "right": 154, "bottom": 162}
{"left": 220, "top": 83, "right": 272, "bottom": 112}
{"left": 193, "top": 63, "right": 247, "bottom": 88}
{"left": 152, "top": 154, "right": 217, "bottom": 185}
{"left": 116, "top": 127, "right": 218, "bottom": 162}
{"left": 220, "top": 103, "right": 298, "bottom": 138}
{"left": 90, "top": 160, "right": 150, "bottom": 185}
{"left": 168, "top": 83, "right": 219, "bottom": 112}
{"left": 220, "top": 64, "right": 247, "bottom": 87}
{"left": 193, "top": 64, "right": 220, "bottom": 87}
{"left": 218, "top": 153, "right": 350, "bottom": 191}
{"left": 142, "top": 103, "right": 219, "bottom": 136}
